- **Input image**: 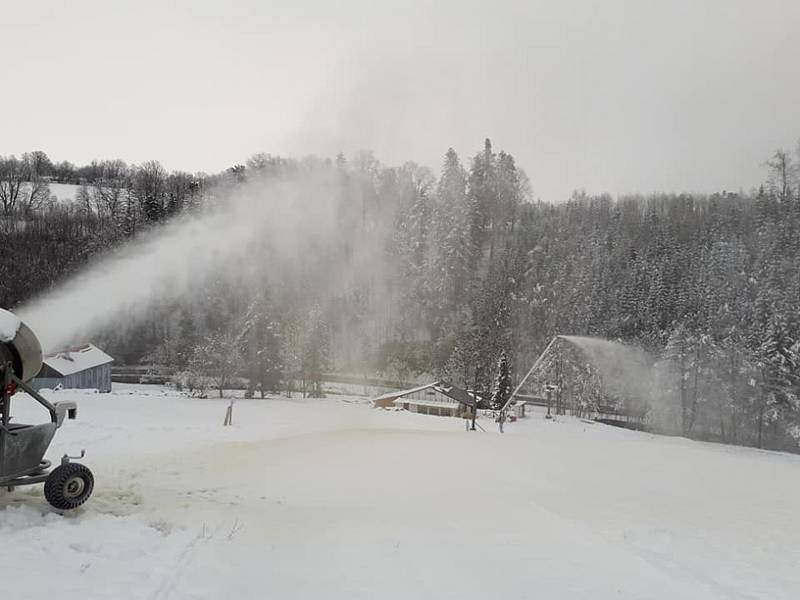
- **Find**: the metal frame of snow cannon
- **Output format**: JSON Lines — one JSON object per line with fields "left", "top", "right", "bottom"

{"left": 0, "top": 361, "right": 94, "bottom": 510}
{"left": 500, "top": 335, "right": 560, "bottom": 419}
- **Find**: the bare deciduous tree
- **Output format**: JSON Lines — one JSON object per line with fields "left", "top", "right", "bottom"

{"left": 93, "top": 159, "right": 129, "bottom": 222}
{"left": 20, "top": 151, "right": 53, "bottom": 214}
{"left": 765, "top": 149, "right": 794, "bottom": 202}
{"left": 0, "top": 155, "right": 26, "bottom": 216}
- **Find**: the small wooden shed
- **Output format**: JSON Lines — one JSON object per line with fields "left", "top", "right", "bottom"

{"left": 32, "top": 343, "right": 114, "bottom": 393}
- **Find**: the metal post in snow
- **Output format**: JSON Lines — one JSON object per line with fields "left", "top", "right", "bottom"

{"left": 223, "top": 400, "right": 234, "bottom": 426}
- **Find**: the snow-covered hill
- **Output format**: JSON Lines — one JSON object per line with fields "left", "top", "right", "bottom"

{"left": 2, "top": 385, "right": 798, "bottom": 599}
{"left": 48, "top": 182, "right": 79, "bottom": 203}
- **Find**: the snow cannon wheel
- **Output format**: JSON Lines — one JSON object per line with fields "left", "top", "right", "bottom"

{"left": 44, "top": 463, "right": 94, "bottom": 510}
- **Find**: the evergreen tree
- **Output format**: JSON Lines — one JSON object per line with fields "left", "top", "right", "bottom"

{"left": 491, "top": 350, "right": 513, "bottom": 410}
{"left": 243, "top": 293, "right": 284, "bottom": 398}
{"left": 8, "top": 141, "right": 800, "bottom": 452}
{"left": 175, "top": 308, "right": 198, "bottom": 370}
{"left": 755, "top": 315, "right": 798, "bottom": 447}
{"left": 467, "top": 138, "right": 497, "bottom": 269}
{"left": 433, "top": 148, "right": 472, "bottom": 310}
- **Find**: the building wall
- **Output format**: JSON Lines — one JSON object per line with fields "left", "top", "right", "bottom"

{"left": 373, "top": 396, "right": 398, "bottom": 408}
{"left": 375, "top": 385, "right": 474, "bottom": 418}
{"left": 417, "top": 404, "right": 459, "bottom": 417}
{"left": 32, "top": 363, "right": 112, "bottom": 393}
{"left": 399, "top": 400, "right": 469, "bottom": 418}
{"left": 30, "top": 377, "right": 62, "bottom": 391}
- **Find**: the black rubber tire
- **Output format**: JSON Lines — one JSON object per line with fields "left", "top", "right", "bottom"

{"left": 44, "top": 463, "right": 94, "bottom": 510}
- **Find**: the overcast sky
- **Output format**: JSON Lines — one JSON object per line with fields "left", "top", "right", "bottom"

{"left": 2, "top": 0, "right": 799, "bottom": 201}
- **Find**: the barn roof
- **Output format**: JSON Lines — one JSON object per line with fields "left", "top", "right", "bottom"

{"left": 372, "top": 383, "right": 436, "bottom": 402}
{"left": 43, "top": 343, "right": 114, "bottom": 376}
{"left": 435, "top": 383, "right": 477, "bottom": 407}
{"left": 373, "top": 381, "right": 476, "bottom": 407}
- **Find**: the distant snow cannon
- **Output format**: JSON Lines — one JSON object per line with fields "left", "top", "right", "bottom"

{"left": 0, "top": 308, "right": 94, "bottom": 510}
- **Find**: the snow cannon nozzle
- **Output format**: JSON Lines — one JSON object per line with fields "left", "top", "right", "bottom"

{"left": 0, "top": 308, "right": 43, "bottom": 383}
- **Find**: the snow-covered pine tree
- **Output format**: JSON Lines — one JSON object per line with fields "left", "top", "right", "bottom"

{"left": 257, "top": 317, "right": 283, "bottom": 399}
{"left": 175, "top": 308, "right": 198, "bottom": 370}
{"left": 491, "top": 350, "right": 512, "bottom": 410}
{"left": 755, "top": 314, "right": 798, "bottom": 447}
{"left": 433, "top": 148, "right": 472, "bottom": 311}
{"left": 467, "top": 138, "right": 497, "bottom": 270}
{"left": 242, "top": 293, "right": 284, "bottom": 398}
{"left": 664, "top": 323, "right": 696, "bottom": 435}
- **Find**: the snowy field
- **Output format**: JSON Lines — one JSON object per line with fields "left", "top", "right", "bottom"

{"left": 2, "top": 384, "right": 799, "bottom": 600}
{"left": 48, "top": 182, "right": 79, "bottom": 203}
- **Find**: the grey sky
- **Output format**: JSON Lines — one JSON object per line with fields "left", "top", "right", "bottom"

{"left": 2, "top": 0, "right": 799, "bottom": 201}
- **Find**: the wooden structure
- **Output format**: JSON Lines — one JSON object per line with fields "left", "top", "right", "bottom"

{"left": 373, "top": 382, "right": 476, "bottom": 418}
{"left": 32, "top": 344, "right": 114, "bottom": 393}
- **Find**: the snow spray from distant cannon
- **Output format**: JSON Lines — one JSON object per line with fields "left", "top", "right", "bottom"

{"left": 558, "top": 335, "right": 655, "bottom": 403}
{"left": 502, "top": 335, "right": 657, "bottom": 413}
{"left": 15, "top": 173, "right": 341, "bottom": 352}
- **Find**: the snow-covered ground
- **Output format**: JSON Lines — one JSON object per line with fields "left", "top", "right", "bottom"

{"left": 48, "top": 182, "right": 80, "bottom": 203}
{"left": 2, "top": 384, "right": 799, "bottom": 599}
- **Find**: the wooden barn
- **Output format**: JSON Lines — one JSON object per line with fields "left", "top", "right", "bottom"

{"left": 32, "top": 343, "right": 114, "bottom": 393}
{"left": 373, "top": 382, "right": 476, "bottom": 418}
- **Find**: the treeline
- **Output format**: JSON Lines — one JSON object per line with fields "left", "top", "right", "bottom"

{"left": 0, "top": 152, "right": 211, "bottom": 309}
{"left": 1, "top": 142, "right": 799, "bottom": 450}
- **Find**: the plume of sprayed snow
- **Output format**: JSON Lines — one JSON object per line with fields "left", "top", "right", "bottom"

{"left": 558, "top": 336, "right": 684, "bottom": 429}
{"left": 17, "top": 172, "right": 339, "bottom": 352}
{"left": 558, "top": 335, "right": 655, "bottom": 404}
{"left": 552, "top": 336, "right": 685, "bottom": 426}
{"left": 517, "top": 335, "right": 685, "bottom": 431}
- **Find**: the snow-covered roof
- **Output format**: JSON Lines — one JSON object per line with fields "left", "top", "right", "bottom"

{"left": 372, "top": 383, "right": 436, "bottom": 402}
{"left": 43, "top": 343, "right": 114, "bottom": 376}
{"left": 373, "top": 381, "right": 476, "bottom": 407}
{"left": 435, "top": 384, "right": 476, "bottom": 407}
{"left": 0, "top": 309, "right": 21, "bottom": 343}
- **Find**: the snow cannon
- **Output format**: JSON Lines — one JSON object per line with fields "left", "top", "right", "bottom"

{"left": 0, "top": 309, "right": 44, "bottom": 383}
{"left": 0, "top": 308, "right": 94, "bottom": 510}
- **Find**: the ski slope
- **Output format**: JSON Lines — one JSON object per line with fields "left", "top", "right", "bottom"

{"left": 2, "top": 385, "right": 799, "bottom": 599}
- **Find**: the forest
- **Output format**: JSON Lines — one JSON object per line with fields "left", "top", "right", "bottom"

{"left": 1, "top": 141, "right": 799, "bottom": 451}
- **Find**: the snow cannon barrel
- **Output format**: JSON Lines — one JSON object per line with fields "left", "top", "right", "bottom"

{"left": 0, "top": 308, "right": 43, "bottom": 383}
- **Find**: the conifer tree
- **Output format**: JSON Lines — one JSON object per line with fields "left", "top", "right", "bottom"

{"left": 176, "top": 308, "right": 198, "bottom": 370}
{"left": 434, "top": 148, "right": 472, "bottom": 310}
{"left": 491, "top": 350, "right": 513, "bottom": 410}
